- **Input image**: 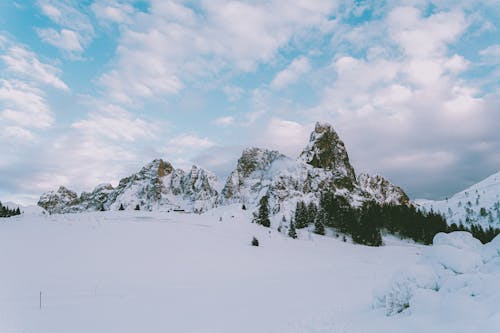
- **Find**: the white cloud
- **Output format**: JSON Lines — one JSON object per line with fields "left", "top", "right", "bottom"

{"left": 71, "top": 103, "right": 157, "bottom": 142}
{"left": 2, "top": 126, "right": 36, "bottom": 142}
{"left": 36, "top": 28, "right": 83, "bottom": 52}
{"left": 255, "top": 118, "right": 312, "bottom": 157}
{"left": 1, "top": 45, "right": 69, "bottom": 90}
{"left": 36, "top": 0, "right": 94, "bottom": 55}
{"left": 0, "top": 80, "right": 53, "bottom": 129}
{"left": 91, "top": 0, "right": 135, "bottom": 24}
{"left": 271, "top": 56, "right": 311, "bottom": 89}
{"left": 168, "top": 134, "right": 216, "bottom": 150}
{"left": 213, "top": 116, "right": 235, "bottom": 126}
{"left": 480, "top": 44, "right": 500, "bottom": 64}
{"left": 98, "top": 0, "right": 338, "bottom": 104}
{"left": 307, "top": 5, "right": 496, "bottom": 198}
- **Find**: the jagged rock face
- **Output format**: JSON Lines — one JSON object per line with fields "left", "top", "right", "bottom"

{"left": 221, "top": 148, "right": 287, "bottom": 203}
{"left": 38, "top": 159, "right": 219, "bottom": 214}
{"left": 79, "top": 183, "right": 115, "bottom": 211}
{"left": 220, "top": 146, "right": 365, "bottom": 215}
{"left": 299, "top": 122, "right": 356, "bottom": 189}
{"left": 38, "top": 186, "right": 79, "bottom": 214}
{"left": 358, "top": 173, "right": 410, "bottom": 206}
{"left": 220, "top": 122, "right": 411, "bottom": 217}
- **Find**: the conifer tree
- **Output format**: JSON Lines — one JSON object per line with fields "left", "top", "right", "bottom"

{"left": 288, "top": 219, "right": 297, "bottom": 239}
{"left": 119, "top": 203, "right": 125, "bottom": 211}
{"left": 314, "top": 216, "right": 325, "bottom": 235}
{"left": 295, "top": 201, "right": 308, "bottom": 229}
{"left": 255, "top": 195, "right": 271, "bottom": 227}
{"left": 134, "top": 204, "right": 140, "bottom": 211}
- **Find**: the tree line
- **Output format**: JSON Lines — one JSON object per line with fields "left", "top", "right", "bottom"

{"left": 0, "top": 202, "right": 21, "bottom": 218}
{"left": 254, "top": 190, "right": 500, "bottom": 246}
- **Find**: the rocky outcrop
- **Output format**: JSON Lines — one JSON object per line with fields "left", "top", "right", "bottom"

{"left": 38, "top": 160, "right": 219, "bottom": 214}
{"left": 358, "top": 173, "right": 409, "bottom": 206}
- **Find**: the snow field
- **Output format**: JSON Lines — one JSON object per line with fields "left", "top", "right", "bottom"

{"left": 0, "top": 207, "right": 499, "bottom": 332}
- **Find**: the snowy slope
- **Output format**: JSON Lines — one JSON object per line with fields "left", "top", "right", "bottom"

{"left": 0, "top": 211, "right": 499, "bottom": 332}
{"left": 416, "top": 171, "right": 500, "bottom": 228}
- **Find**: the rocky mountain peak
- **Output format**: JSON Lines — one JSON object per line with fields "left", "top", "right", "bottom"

{"left": 299, "top": 122, "right": 356, "bottom": 188}
{"left": 37, "top": 186, "right": 78, "bottom": 213}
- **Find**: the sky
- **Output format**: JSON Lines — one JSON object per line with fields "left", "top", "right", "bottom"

{"left": 0, "top": 0, "right": 499, "bottom": 205}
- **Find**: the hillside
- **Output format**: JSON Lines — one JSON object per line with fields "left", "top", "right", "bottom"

{"left": 417, "top": 171, "right": 500, "bottom": 228}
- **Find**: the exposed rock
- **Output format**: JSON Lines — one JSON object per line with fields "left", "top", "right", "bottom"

{"left": 358, "top": 173, "right": 410, "bottom": 206}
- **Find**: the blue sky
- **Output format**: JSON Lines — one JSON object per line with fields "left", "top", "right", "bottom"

{"left": 0, "top": 0, "right": 499, "bottom": 204}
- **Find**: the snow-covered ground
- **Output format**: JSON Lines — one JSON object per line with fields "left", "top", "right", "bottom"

{"left": 0, "top": 206, "right": 499, "bottom": 332}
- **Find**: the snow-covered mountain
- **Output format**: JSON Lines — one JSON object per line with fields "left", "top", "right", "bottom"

{"left": 220, "top": 122, "right": 409, "bottom": 217}
{"left": 39, "top": 122, "right": 409, "bottom": 216}
{"left": 416, "top": 171, "right": 500, "bottom": 228}
{"left": 38, "top": 159, "right": 219, "bottom": 214}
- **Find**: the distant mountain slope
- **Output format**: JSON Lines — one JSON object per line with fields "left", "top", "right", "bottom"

{"left": 416, "top": 171, "right": 500, "bottom": 228}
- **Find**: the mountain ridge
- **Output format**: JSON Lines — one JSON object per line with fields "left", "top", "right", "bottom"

{"left": 38, "top": 122, "right": 410, "bottom": 217}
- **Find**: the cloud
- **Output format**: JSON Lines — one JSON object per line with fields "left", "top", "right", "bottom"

{"left": 0, "top": 44, "right": 69, "bottom": 90}
{"left": 1, "top": 126, "right": 36, "bottom": 142}
{"left": 36, "top": 28, "right": 83, "bottom": 52}
{"left": 97, "top": 0, "right": 338, "bottom": 104}
{"left": 0, "top": 80, "right": 53, "bottom": 128}
{"left": 168, "top": 134, "right": 216, "bottom": 150}
{"left": 480, "top": 44, "right": 500, "bottom": 64}
{"left": 213, "top": 116, "right": 235, "bottom": 126}
{"left": 271, "top": 56, "right": 311, "bottom": 89}
{"left": 91, "top": 0, "right": 135, "bottom": 24}
{"left": 36, "top": 0, "right": 94, "bottom": 55}
{"left": 71, "top": 102, "right": 157, "bottom": 142}
{"left": 306, "top": 5, "right": 497, "bottom": 199}
{"left": 254, "top": 118, "right": 312, "bottom": 157}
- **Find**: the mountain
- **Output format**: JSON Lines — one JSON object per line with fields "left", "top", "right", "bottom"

{"left": 220, "top": 122, "right": 409, "bottom": 218}
{"left": 416, "top": 171, "right": 500, "bottom": 228}
{"left": 38, "top": 122, "right": 409, "bottom": 216}
{"left": 38, "top": 159, "right": 219, "bottom": 214}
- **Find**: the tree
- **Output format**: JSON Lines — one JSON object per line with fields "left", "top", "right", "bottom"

{"left": 134, "top": 204, "right": 140, "bottom": 211}
{"left": 314, "top": 216, "right": 325, "bottom": 235}
{"left": 295, "top": 201, "right": 308, "bottom": 229}
{"left": 288, "top": 219, "right": 297, "bottom": 239}
{"left": 255, "top": 195, "right": 271, "bottom": 227}
{"left": 119, "top": 203, "right": 125, "bottom": 211}
{"left": 242, "top": 204, "right": 247, "bottom": 210}
{"left": 251, "top": 237, "right": 259, "bottom": 246}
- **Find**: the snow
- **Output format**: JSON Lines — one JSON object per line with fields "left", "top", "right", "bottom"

{"left": 416, "top": 171, "right": 500, "bottom": 228}
{"left": 1, "top": 210, "right": 500, "bottom": 332}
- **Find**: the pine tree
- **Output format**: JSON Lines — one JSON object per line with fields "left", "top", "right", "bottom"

{"left": 255, "top": 195, "right": 271, "bottom": 227}
{"left": 134, "top": 204, "right": 140, "bottom": 211}
{"left": 314, "top": 216, "right": 325, "bottom": 235}
{"left": 295, "top": 201, "right": 308, "bottom": 229}
{"left": 288, "top": 219, "right": 297, "bottom": 239}
{"left": 119, "top": 203, "right": 125, "bottom": 211}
